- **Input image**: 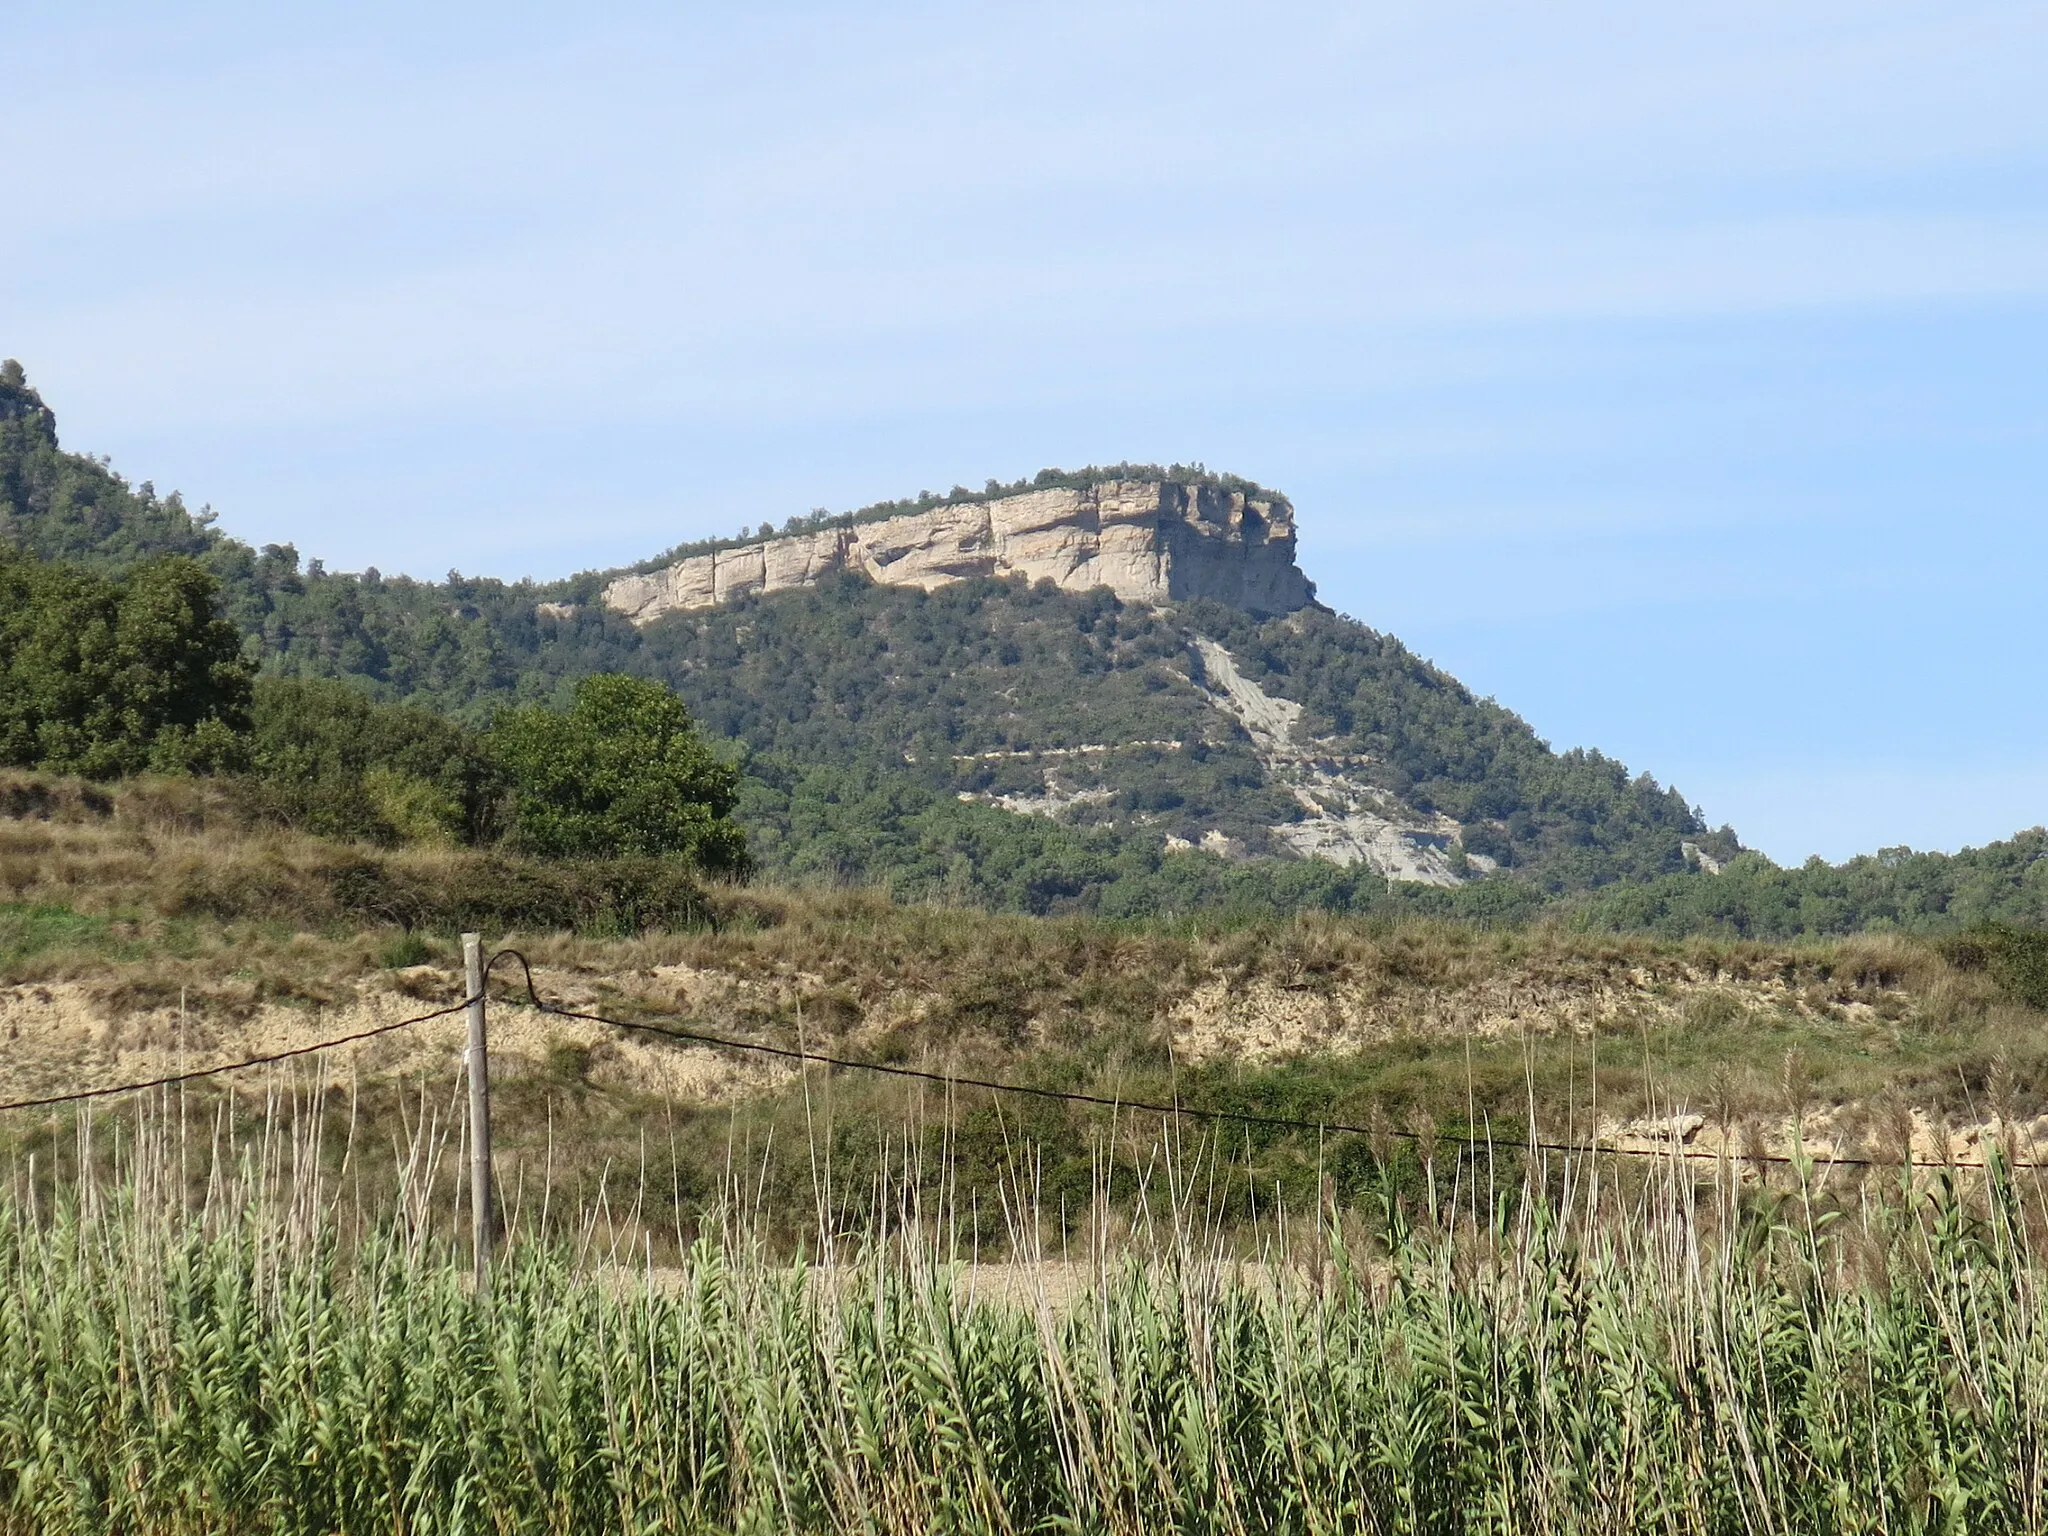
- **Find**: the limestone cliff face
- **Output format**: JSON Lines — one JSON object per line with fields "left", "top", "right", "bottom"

{"left": 602, "top": 480, "right": 1315, "bottom": 624}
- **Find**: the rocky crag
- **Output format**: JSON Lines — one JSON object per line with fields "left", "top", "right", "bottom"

{"left": 947, "top": 632, "right": 1473, "bottom": 884}
{"left": 604, "top": 475, "right": 1471, "bottom": 881}
{"left": 586, "top": 468, "right": 1728, "bottom": 894}
{"left": 603, "top": 479, "right": 1315, "bottom": 624}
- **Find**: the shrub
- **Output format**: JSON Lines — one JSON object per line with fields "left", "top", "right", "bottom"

{"left": 1942, "top": 923, "right": 2048, "bottom": 1010}
{"left": 238, "top": 676, "right": 507, "bottom": 845}
{"left": 490, "top": 675, "right": 749, "bottom": 874}
{"left": 376, "top": 931, "right": 434, "bottom": 969}
{"left": 156, "top": 842, "right": 709, "bottom": 937}
{"left": 0, "top": 548, "right": 251, "bottom": 777}
{"left": 323, "top": 851, "right": 712, "bottom": 936}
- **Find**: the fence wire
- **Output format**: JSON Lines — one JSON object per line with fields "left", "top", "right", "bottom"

{"left": 0, "top": 952, "right": 2022, "bottom": 1174}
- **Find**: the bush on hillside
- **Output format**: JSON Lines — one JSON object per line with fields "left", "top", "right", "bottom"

{"left": 1941, "top": 923, "right": 2048, "bottom": 1010}
{"left": 162, "top": 844, "right": 712, "bottom": 936}
{"left": 490, "top": 675, "right": 749, "bottom": 874}
{"left": 236, "top": 676, "right": 509, "bottom": 846}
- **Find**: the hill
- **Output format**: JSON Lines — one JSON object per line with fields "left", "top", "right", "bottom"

{"left": 5, "top": 770, "right": 2048, "bottom": 1235}
{"left": 5, "top": 358, "right": 2043, "bottom": 931}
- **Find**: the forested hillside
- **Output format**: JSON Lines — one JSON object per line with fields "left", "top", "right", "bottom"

{"left": 6, "top": 360, "right": 2043, "bottom": 932}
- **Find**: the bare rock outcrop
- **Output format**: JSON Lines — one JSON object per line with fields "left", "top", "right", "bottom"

{"left": 603, "top": 480, "right": 1315, "bottom": 623}
{"left": 1188, "top": 636, "right": 1464, "bottom": 885}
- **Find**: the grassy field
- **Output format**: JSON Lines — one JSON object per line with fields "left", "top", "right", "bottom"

{"left": 7, "top": 772, "right": 2048, "bottom": 1528}
{"left": 6, "top": 766, "right": 2048, "bottom": 1253}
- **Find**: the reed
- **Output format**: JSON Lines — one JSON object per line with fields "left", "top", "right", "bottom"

{"left": 0, "top": 1090, "right": 2044, "bottom": 1535}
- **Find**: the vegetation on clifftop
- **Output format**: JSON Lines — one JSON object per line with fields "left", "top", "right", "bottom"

{"left": 619, "top": 459, "right": 1293, "bottom": 575}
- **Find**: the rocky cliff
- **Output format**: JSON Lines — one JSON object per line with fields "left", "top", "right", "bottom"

{"left": 602, "top": 479, "right": 1316, "bottom": 624}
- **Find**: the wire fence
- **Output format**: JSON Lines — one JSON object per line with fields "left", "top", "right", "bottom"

{"left": 0, "top": 997, "right": 476, "bottom": 1114}
{"left": 0, "top": 950, "right": 2024, "bottom": 1174}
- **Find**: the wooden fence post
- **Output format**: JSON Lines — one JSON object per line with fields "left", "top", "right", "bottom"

{"left": 462, "top": 932, "right": 494, "bottom": 1292}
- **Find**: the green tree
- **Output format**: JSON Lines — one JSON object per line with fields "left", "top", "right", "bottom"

{"left": 0, "top": 547, "right": 251, "bottom": 777}
{"left": 240, "top": 677, "right": 508, "bottom": 845}
{"left": 490, "top": 675, "right": 749, "bottom": 873}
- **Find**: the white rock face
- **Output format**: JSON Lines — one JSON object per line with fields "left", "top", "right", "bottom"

{"left": 958, "top": 785, "right": 1116, "bottom": 819}
{"left": 1190, "top": 638, "right": 1303, "bottom": 750}
{"left": 1188, "top": 637, "right": 1464, "bottom": 886}
{"left": 1270, "top": 809, "right": 1462, "bottom": 886}
{"left": 1681, "top": 841, "right": 1726, "bottom": 875}
{"left": 602, "top": 480, "right": 1315, "bottom": 623}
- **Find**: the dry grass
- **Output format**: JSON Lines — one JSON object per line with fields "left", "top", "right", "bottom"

{"left": 5, "top": 768, "right": 2046, "bottom": 1247}
{"left": 0, "top": 769, "right": 711, "bottom": 964}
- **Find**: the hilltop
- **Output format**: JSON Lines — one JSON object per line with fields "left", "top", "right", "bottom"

{"left": 603, "top": 477, "right": 1315, "bottom": 620}
{"left": 0, "top": 361, "right": 1747, "bottom": 913}
{"left": 4, "top": 359, "right": 2043, "bottom": 929}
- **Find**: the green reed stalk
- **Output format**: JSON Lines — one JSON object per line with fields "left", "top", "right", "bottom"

{"left": 0, "top": 1119, "right": 2045, "bottom": 1534}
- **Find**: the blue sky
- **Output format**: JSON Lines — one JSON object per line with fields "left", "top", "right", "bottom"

{"left": 5, "top": 2, "right": 2044, "bottom": 863}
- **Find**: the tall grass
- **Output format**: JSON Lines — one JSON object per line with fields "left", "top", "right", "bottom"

{"left": 1, "top": 1095, "right": 2045, "bottom": 1535}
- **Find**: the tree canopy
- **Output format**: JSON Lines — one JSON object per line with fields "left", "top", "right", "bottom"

{"left": 0, "top": 546, "right": 251, "bottom": 777}
{"left": 239, "top": 676, "right": 508, "bottom": 846}
{"left": 490, "top": 674, "right": 749, "bottom": 873}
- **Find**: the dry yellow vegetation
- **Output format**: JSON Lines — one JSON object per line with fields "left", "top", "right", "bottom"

{"left": 5, "top": 768, "right": 2046, "bottom": 1246}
